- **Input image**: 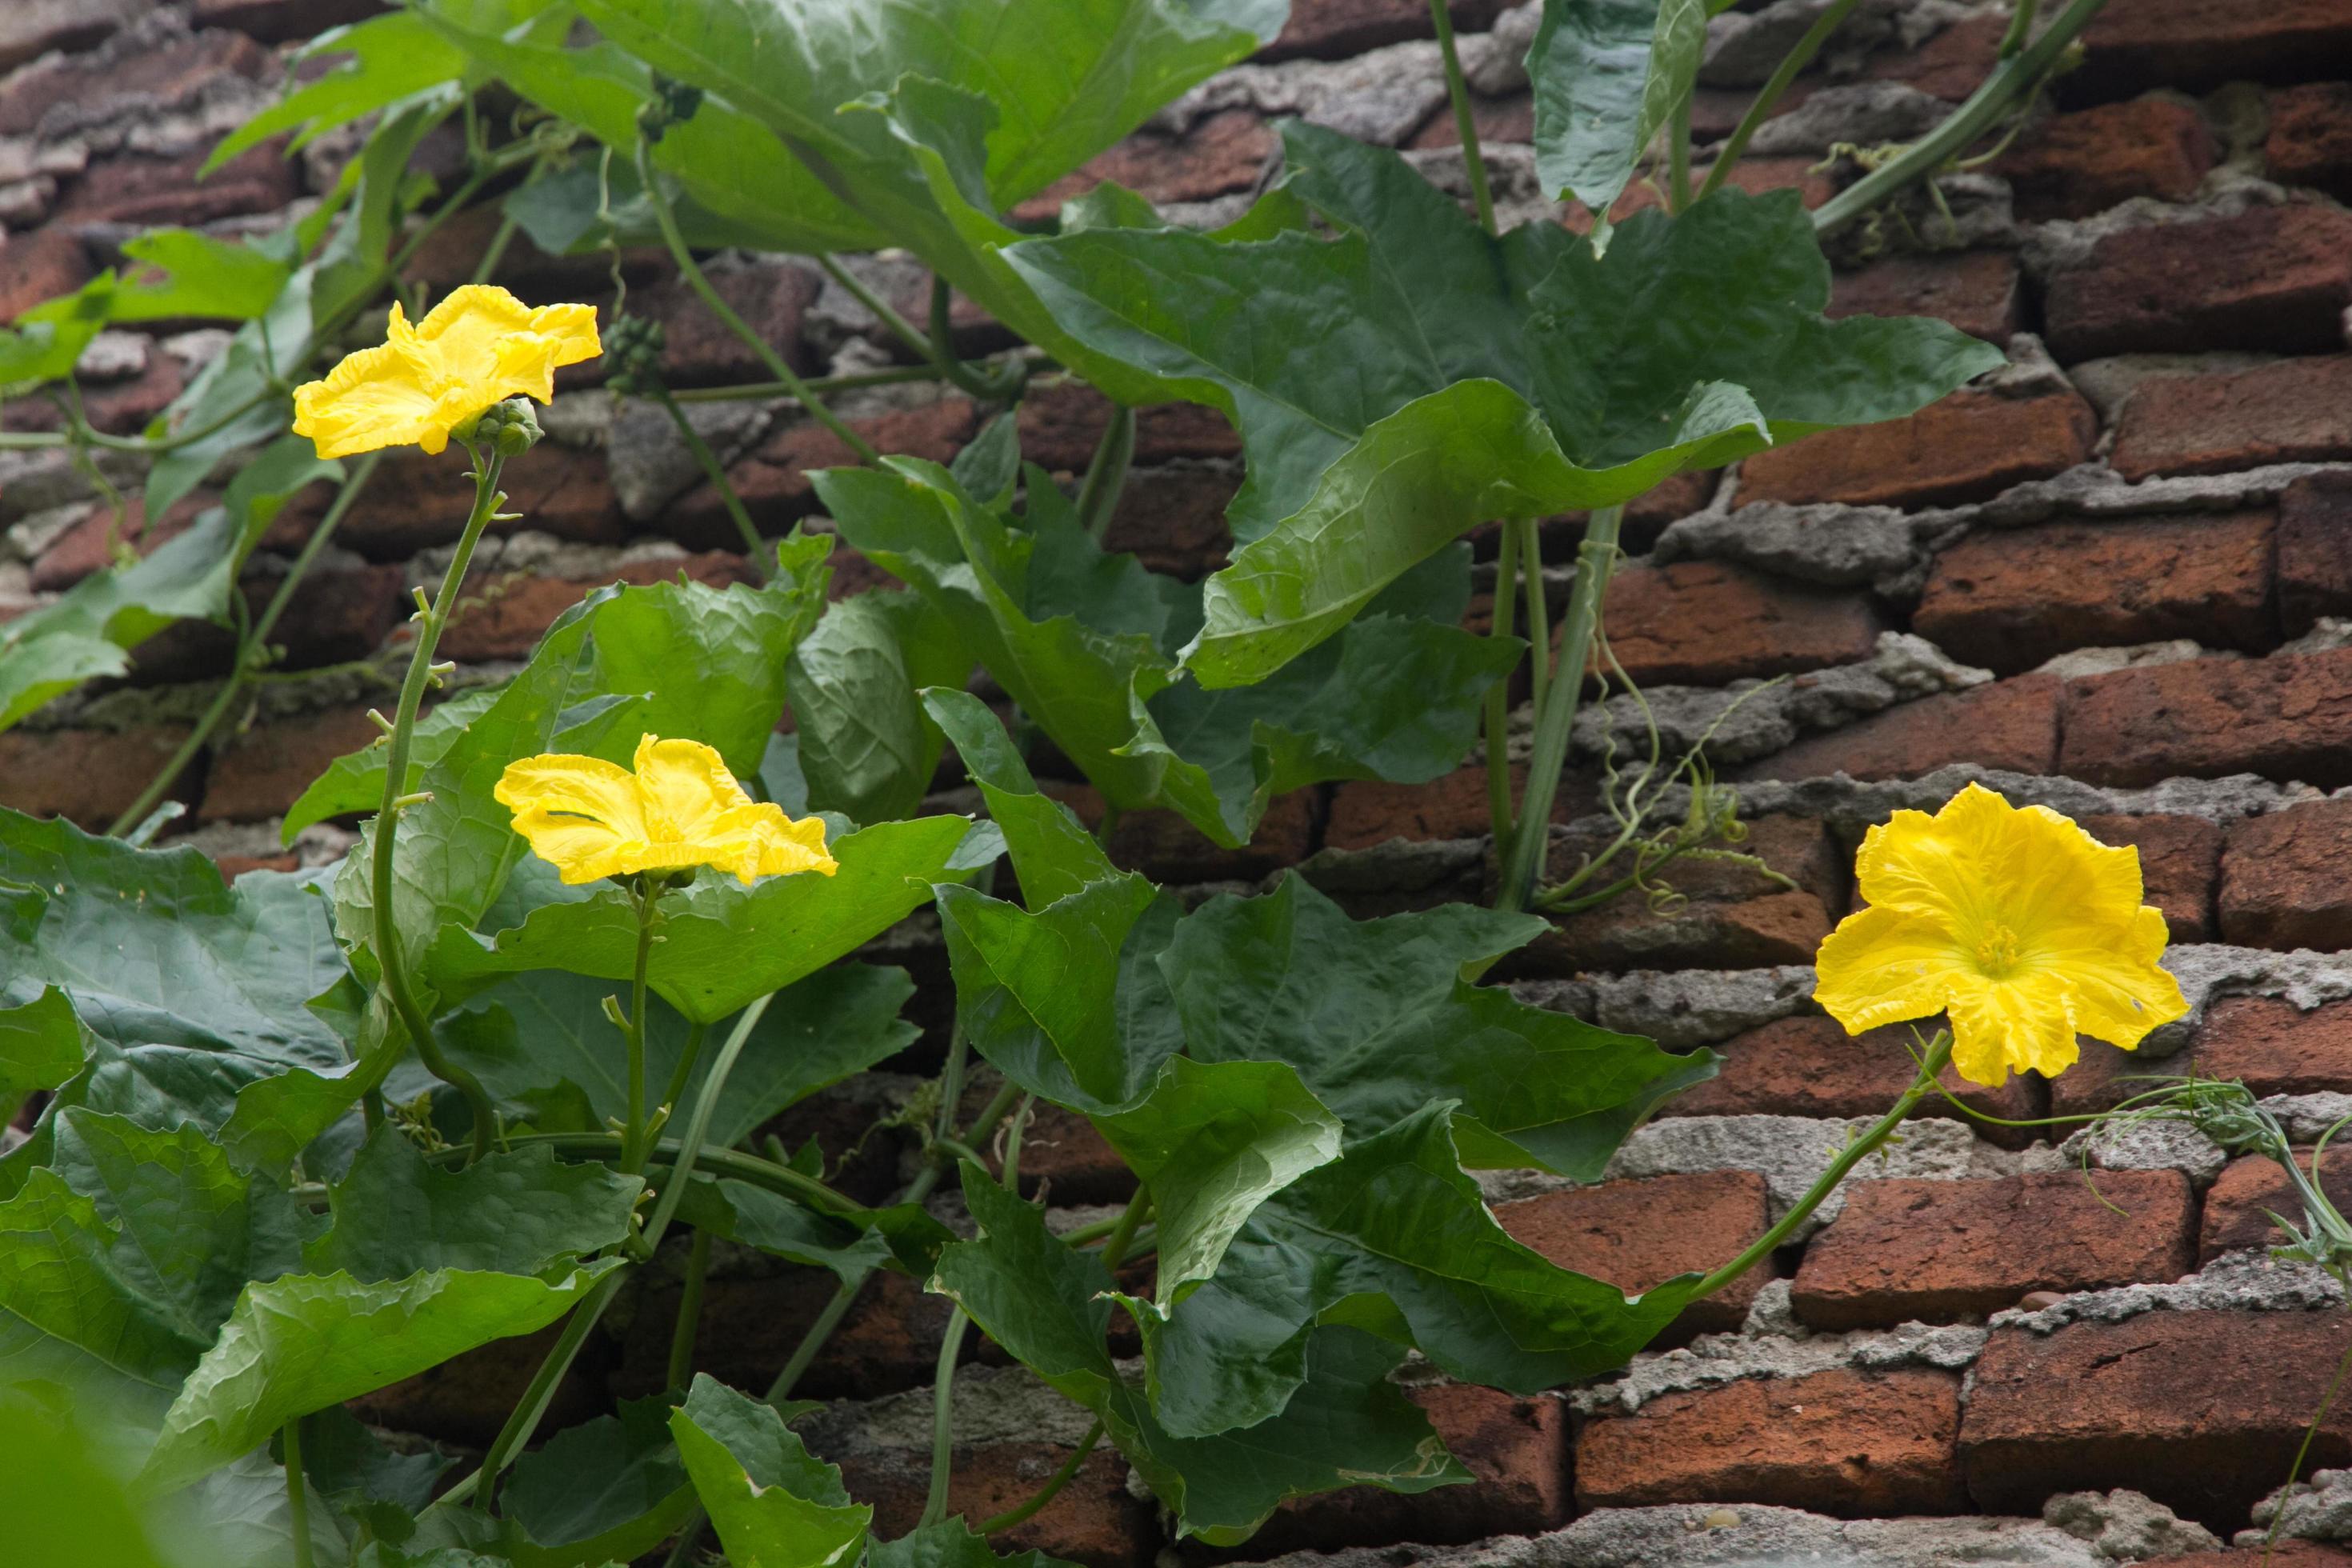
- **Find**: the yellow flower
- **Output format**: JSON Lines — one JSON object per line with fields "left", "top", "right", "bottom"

{"left": 494, "top": 734, "right": 837, "bottom": 887}
{"left": 1812, "top": 783, "right": 2188, "bottom": 1086}
{"left": 291, "top": 284, "right": 599, "bottom": 459}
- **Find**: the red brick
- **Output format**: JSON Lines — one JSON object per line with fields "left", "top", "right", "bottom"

{"left": 963, "top": 1091, "right": 1134, "bottom": 1207}
{"left": 1993, "top": 98, "right": 2215, "bottom": 222}
{"left": 1577, "top": 1368, "right": 1966, "bottom": 1515}
{"left": 197, "top": 705, "right": 383, "bottom": 825}
{"left": 1328, "top": 762, "right": 1522, "bottom": 850}
{"left": 620, "top": 1266, "right": 957, "bottom": 1402}
{"left": 0, "top": 726, "right": 194, "bottom": 830}
{"left": 1790, "top": 1171, "right": 2196, "bottom": 1331}
{"left": 2112, "top": 355, "right": 2352, "bottom": 482}
{"left": 2280, "top": 470, "right": 2352, "bottom": 636}
{"left": 1100, "top": 465, "right": 1234, "bottom": 580}
{"left": 1913, "top": 512, "right": 2276, "bottom": 676}
{"left": 2062, "top": 650, "right": 2352, "bottom": 788}
{"left": 211, "top": 851, "right": 299, "bottom": 882}
{"left": 2074, "top": 0, "right": 2352, "bottom": 99}
{"left": 1495, "top": 1170, "right": 1776, "bottom": 1343}
{"left": 1739, "top": 674, "right": 2062, "bottom": 784}
{"left": 1962, "top": 1310, "right": 2352, "bottom": 1527}
{"left": 2220, "top": 800, "right": 2352, "bottom": 950}
{"left": 30, "top": 490, "right": 214, "bottom": 593}
{"left": 251, "top": 563, "right": 408, "bottom": 672}
{"left": 2198, "top": 995, "right": 2352, "bottom": 1098}
{"left": 1494, "top": 470, "right": 1721, "bottom": 560}
{"left": 616, "top": 262, "right": 822, "bottom": 387}
{"left": 438, "top": 552, "right": 757, "bottom": 664}
{"left": 1595, "top": 561, "right": 1882, "bottom": 686}
{"left": 1112, "top": 790, "right": 1317, "bottom": 883}
{"left": 666, "top": 399, "right": 981, "bottom": 550}
{"left": 2201, "top": 1147, "right": 2352, "bottom": 1261}
{"left": 1255, "top": 0, "right": 1500, "bottom": 62}
{"left": 1014, "top": 380, "right": 1240, "bottom": 473}
{"left": 0, "top": 26, "right": 271, "bottom": 137}
{"left": 1867, "top": 13, "right": 2006, "bottom": 101}
{"left": 309, "top": 443, "right": 626, "bottom": 561}
{"left": 190, "top": 0, "right": 390, "bottom": 44}
{"left": 0, "top": 2, "right": 132, "bottom": 74}
{"left": 1672, "top": 1015, "right": 2041, "bottom": 1147}
{"left": 2078, "top": 813, "right": 2222, "bottom": 944}
{"left": 833, "top": 1443, "right": 1152, "bottom": 1568}
{"left": 1013, "top": 110, "right": 1277, "bottom": 223}
{"left": 2046, "top": 206, "right": 2352, "bottom": 362}
{"left": 1827, "top": 252, "right": 2023, "bottom": 345}
{"left": 1, "top": 347, "right": 185, "bottom": 437}
{"left": 2138, "top": 1548, "right": 2352, "bottom": 1568}
{"left": 1409, "top": 90, "right": 1536, "bottom": 150}
{"left": 0, "top": 226, "right": 91, "bottom": 322}
{"left": 347, "top": 1318, "right": 600, "bottom": 1449}
{"left": 53, "top": 141, "right": 299, "bottom": 228}
{"left": 2044, "top": 1040, "right": 2184, "bottom": 1118}
{"left": 1737, "top": 390, "right": 2095, "bottom": 510}
{"left": 406, "top": 203, "right": 670, "bottom": 298}
{"left": 1593, "top": 156, "right": 1834, "bottom": 230}
{"left": 2268, "top": 82, "right": 2352, "bottom": 198}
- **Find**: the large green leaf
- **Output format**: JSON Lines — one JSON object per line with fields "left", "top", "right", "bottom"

{"left": 281, "top": 688, "right": 502, "bottom": 843}
{"left": 1004, "top": 125, "right": 2005, "bottom": 686}
{"left": 790, "top": 591, "right": 970, "bottom": 829}
{"left": 0, "top": 986, "right": 88, "bottom": 1122}
{"left": 141, "top": 1262, "right": 620, "bottom": 1493}
{"left": 922, "top": 689, "right": 1116, "bottom": 908}
{"left": 1160, "top": 876, "right": 1716, "bottom": 1177}
{"left": 932, "top": 1170, "right": 1466, "bottom": 1545}
{"left": 670, "top": 1179, "right": 897, "bottom": 1285}
{"left": 500, "top": 1396, "right": 692, "bottom": 1568}
{"left": 670, "top": 1374, "right": 872, "bottom": 1568}
{"left": 302, "top": 1132, "right": 639, "bottom": 1280}
{"left": 0, "top": 1395, "right": 186, "bottom": 1568}
{"left": 870, "top": 1522, "right": 1080, "bottom": 1568}
{"left": 1527, "top": 0, "right": 1710, "bottom": 212}
{"left": 426, "top": 817, "right": 978, "bottom": 1023}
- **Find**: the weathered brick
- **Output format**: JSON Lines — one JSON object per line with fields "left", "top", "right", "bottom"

{"left": 1827, "top": 251, "right": 2023, "bottom": 344}
{"left": 2044, "top": 206, "right": 2352, "bottom": 362}
{"left": 2220, "top": 799, "right": 2352, "bottom": 950}
{"left": 1790, "top": 1171, "right": 2196, "bottom": 1330}
{"left": 406, "top": 202, "right": 670, "bottom": 298}
{"left": 1736, "top": 390, "right": 2096, "bottom": 510}
{"left": 1866, "top": 13, "right": 2006, "bottom": 101}
{"left": 2280, "top": 471, "right": 2352, "bottom": 636}
{"left": 1014, "top": 381, "right": 1240, "bottom": 473}
{"left": 1912, "top": 512, "right": 2276, "bottom": 675}
{"left": 2111, "top": 355, "right": 2352, "bottom": 482}
{"left": 1596, "top": 155, "right": 1835, "bottom": 229}
{"left": 666, "top": 400, "right": 981, "bottom": 550}
{"left": 1671, "top": 1015, "right": 2041, "bottom": 1146}
{"left": 1577, "top": 1368, "right": 1966, "bottom": 1515}
{"left": 2062, "top": 650, "right": 2352, "bottom": 789}
{"left": 1101, "top": 465, "right": 1234, "bottom": 580}
{"left": 1993, "top": 98, "right": 2215, "bottom": 222}
{"left": 0, "top": 25, "right": 270, "bottom": 136}
{"left": 190, "top": 0, "right": 390, "bottom": 44}
{"left": 0, "top": 226, "right": 91, "bottom": 322}
{"left": 2078, "top": 813, "right": 2222, "bottom": 944}
{"left": 1962, "top": 1310, "right": 2352, "bottom": 1527}
{"left": 2074, "top": 0, "right": 2352, "bottom": 99}
{"left": 1013, "top": 110, "right": 1277, "bottom": 222}
{"left": 2268, "top": 82, "right": 2352, "bottom": 198}
{"left": 2197, "top": 995, "right": 2352, "bottom": 1098}
{"left": 0, "top": 726, "right": 194, "bottom": 829}
{"left": 1507, "top": 469, "right": 1719, "bottom": 558}
{"left": 1, "top": 342, "right": 183, "bottom": 436}
{"left": 347, "top": 1318, "right": 602, "bottom": 1449}
{"left": 1739, "top": 674, "right": 2062, "bottom": 783}
{"left": 1409, "top": 90, "right": 1536, "bottom": 150}
{"left": 2137, "top": 1548, "right": 2352, "bottom": 1568}
{"left": 967, "top": 1092, "right": 1134, "bottom": 1207}
{"left": 53, "top": 141, "right": 300, "bottom": 228}
{"left": 617, "top": 261, "right": 822, "bottom": 386}
{"left": 1111, "top": 790, "right": 1318, "bottom": 883}
{"left": 620, "top": 1266, "right": 957, "bottom": 1402}
{"left": 2202, "top": 1148, "right": 2352, "bottom": 1261}
{"left": 31, "top": 490, "right": 214, "bottom": 593}
{"left": 1495, "top": 1170, "right": 1776, "bottom": 1343}
{"left": 1327, "top": 762, "right": 1513, "bottom": 850}
{"left": 292, "top": 444, "right": 623, "bottom": 561}
{"left": 211, "top": 851, "right": 298, "bottom": 882}
{"left": 834, "top": 1443, "right": 1152, "bottom": 1568}
{"left": 1596, "top": 561, "right": 1883, "bottom": 686}
{"left": 198, "top": 705, "right": 382, "bottom": 825}
{"left": 0, "top": 0, "right": 139, "bottom": 74}
{"left": 1255, "top": 0, "right": 1501, "bottom": 62}
{"left": 438, "top": 552, "right": 757, "bottom": 664}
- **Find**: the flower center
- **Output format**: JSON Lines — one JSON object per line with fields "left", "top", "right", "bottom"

{"left": 1972, "top": 923, "right": 2022, "bottom": 977}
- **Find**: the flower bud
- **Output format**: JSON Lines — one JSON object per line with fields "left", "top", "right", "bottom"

{"left": 462, "top": 396, "right": 544, "bottom": 457}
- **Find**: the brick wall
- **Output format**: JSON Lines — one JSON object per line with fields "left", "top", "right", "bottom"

{"left": 14, "top": 0, "right": 2352, "bottom": 1563}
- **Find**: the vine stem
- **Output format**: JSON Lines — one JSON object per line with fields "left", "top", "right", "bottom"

{"left": 1074, "top": 406, "right": 1135, "bottom": 543}
{"left": 1698, "top": 0, "right": 1862, "bottom": 201}
{"left": 669, "top": 1226, "right": 715, "bottom": 1391}
{"left": 634, "top": 138, "right": 878, "bottom": 462}
{"left": 922, "top": 1094, "right": 1032, "bottom": 1530}
{"left": 370, "top": 447, "right": 506, "bottom": 1159}
{"left": 669, "top": 355, "right": 1051, "bottom": 405}
{"left": 1426, "top": 0, "right": 1496, "bottom": 235}
{"left": 1496, "top": 505, "right": 1622, "bottom": 912}
{"left": 1690, "top": 1031, "right": 1955, "bottom": 1299}
{"left": 1810, "top": 0, "right": 2106, "bottom": 236}
{"left": 977, "top": 1421, "right": 1106, "bottom": 1535}
{"left": 1483, "top": 516, "right": 1522, "bottom": 847}
{"left": 106, "top": 450, "right": 385, "bottom": 838}
{"left": 282, "top": 1416, "right": 314, "bottom": 1568}
{"left": 1098, "top": 1186, "right": 1154, "bottom": 1272}
{"left": 446, "top": 1130, "right": 868, "bottom": 1218}
{"left": 638, "top": 992, "right": 778, "bottom": 1251}
{"left": 618, "top": 879, "right": 658, "bottom": 1176}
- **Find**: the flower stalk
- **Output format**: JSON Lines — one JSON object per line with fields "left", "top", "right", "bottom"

{"left": 1498, "top": 505, "right": 1622, "bottom": 911}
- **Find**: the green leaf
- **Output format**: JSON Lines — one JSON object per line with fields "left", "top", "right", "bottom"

{"left": 1005, "top": 127, "right": 2005, "bottom": 686}
{"left": 207, "top": 11, "right": 470, "bottom": 171}
{"left": 98, "top": 230, "right": 293, "bottom": 322}
{"left": 789, "top": 590, "right": 971, "bottom": 829}
{"left": 426, "top": 817, "right": 978, "bottom": 1024}
{"left": 1130, "top": 1102, "right": 1695, "bottom": 1438}
{"left": 932, "top": 1170, "right": 1466, "bottom": 1545}
{"left": 281, "top": 687, "right": 501, "bottom": 843}
{"left": 671, "top": 1180, "right": 898, "bottom": 1285}
{"left": 303, "top": 1132, "right": 640, "bottom": 1280}
{"left": 870, "top": 1521, "right": 1081, "bottom": 1568}
{"left": 0, "top": 1395, "right": 185, "bottom": 1568}
{"left": 1528, "top": 0, "right": 1709, "bottom": 212}
{"left": 0, "top": 986, "right": 88, "bottom": 1121}
{"left": 922, "top": 689, "right": 1115, "bottom": 908}
{"left": 670, "top": 1374, "right": 872, "bottom": 1568}
{"left": 1090, "top": 1058, "right": 1341, "bottom": 1306}
{"left": 141, "top": 1262, "right": 621, "bottom": 1494}
{"left": 501, "top": 1396, "right": 691, "bottom": 1568}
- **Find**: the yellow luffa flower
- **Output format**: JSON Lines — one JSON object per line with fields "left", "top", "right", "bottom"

{"left": 291, "top": 284, "right": 600, "bottom": 459}
{"left": 1812, "top": 782, "right": 2188, "bottom": 1086}
{"left": 495, "top": 734, "right": 837, "bottom": 887}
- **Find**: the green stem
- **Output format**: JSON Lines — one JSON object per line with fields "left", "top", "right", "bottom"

{"left": 1667, "top": 92, "right": 1694, "bottom": 213}
{"left": 1426, "top": 0, "right": 1496, "bottom": 235}
{"left": 1497, "top": 505, "right": 1622, "bottom": 912}
{"left": 106, "top": 450, "right": 385, "bottom": 838}
{"left": 1690, "top": 1031, "right": 1955, "bottom": 1299}
{"left": 634, "top": 138, "right": 878, "bottom": 462}
{"left": 1698, "top": 0, "right": 1862, "bottom": 201}
{"left": 454, "top": 1131, "right": 868, "bottom": 1218}
{"left": 1098, "top": 1186, "right": 1153, "bottom": 1272}
{"left": 977, "top": 1421, "right": 1105, "bottom": 1534}
{"left": 638, "top": 992, "right": 779, "bottom": 1253}
{"left": 658, "top": 1020, "right": 710, "bottom": 1128}
{"left": 1074, "top": 406, "right": 1135, "bottom": 544}
{"left": 651, "top": 386, "right": 767, "bottom": 572}
{"left": 473, "top": 1267, "right": 628, "bottom": 1511}
{"left": 669, "top": 1226, "right": 714, "bottom": 1392}
{"left": 1514, "top": 517, "right": 1549, "bottom": 718}
{"left": 282, "top": 1416, "right": 314, "bottom": 1568}
{"left": 619, "top": 881, "right": 658, "bottom": 1175}
{"left": 818, "top": 254, "right": 967, "bottom": 385}
{"left": 1810, "top": 0, "right": 2105, "bottom": 236}
{"left": 372, "top": 448, "right": 506, "bottom": 1160}
{"left": 920, "top": 1308, "right": 974, "bottom": 1530}
{"left": 1483, "top": 517, "right": 1522, "bottom": 852}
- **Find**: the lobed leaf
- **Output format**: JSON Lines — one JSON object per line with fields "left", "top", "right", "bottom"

{"left": 670, "top": 1374, "right": 872, "bottom": 1568}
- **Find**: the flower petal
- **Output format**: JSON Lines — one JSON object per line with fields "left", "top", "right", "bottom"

{"left": 495, "top": 753, "right": 650, "bottom": 884}
{"left": 290, "top": 339, "right": 446, "bottom": 459}
{"left": 526, "top": 302, "right": 602, "bottom": 369}
{"left": 410, "top": 284, "right": 541, "bottom": 382}
{"left": 2042, "top": 902, "right": 2189, "bottom": 1050}
{"left": 633, "top": 736, "right": 751, "bottom": 841}
{"left": 1948, "top": 974, "right": 2081, "bottom": 1086}
{"left": 1811, "top": 904, "right": 1975, "bottom": 1035}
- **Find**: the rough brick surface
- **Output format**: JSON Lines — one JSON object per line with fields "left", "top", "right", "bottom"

{"left": 1596, "top": 561, "right": 1884, "bottom": 686}
{"left": 1866, "top": 13, "right": 2006, "bottom": 100}
{"left": 1993, "top": 98, "right": 2215, "bottom": 222}
{"left": 191, "top": 0, "right": 389, "bottom": 42}
{"left": 2044, "top": 206, "right": 2352, "bottom": 362}
{"left": 1672, "top": 1015, "right": 2041, "bottom": 1145}
{"left": 2221, "top": 800, "right": 2352, "bottom": 950}
{"left": 1327, "top": 762, "right": 1522, "bottom": 850}
{"left": 0, "top": 226, "right": 91, "bottom": 322}
{"left": 2267, "top": 81, "right": 2352, "bottom": 198}
{"left": 1576, "top": 1368, "right": 1966, "bottom": 1515}
{"left": 1014, "top": 381, "right": 1242, "bottom": 472}
{"left": 438, "top": 552, "right": 758, "bottom": 664}
{"left": 2280, "top": 471, "right": 2352, "bottom": 637}
{"left": 621, "top": 1267, "right": 958, "bottom": 1402}
{"left": 621, "top": 262, "right": 822, "bottom": 386}
{"left": 198, "top": 706, "right": 384, "bottom": 825}
{"left": 2202, "top": 1148, "right": 2352, "bottom": 1262}
{"left": 2111, "top": 354, "right": 2352, "bottom": 482}
{"left": 1014, "top": 110, "right": 1277, "bottom": 222}
{"left": 2062, "top": 650, "right": 2352, "bottom": 789}
{"left": 1790, "top": 1171, "right": 2197, "bottom": 1330}
{"left": 1912, "top": 511, "right": 2277, "bottom": 674}
{"left": 834, "top": 1444, "right": 1151, "bottom": 1568}
{"left": 2138, "top": 1549, "right": 2352, "bottom": 1568}
{"left": 1963, "top": 1309, "right": 2352, "bottom": 1527}
{"left": 1495, "top": 1170, "right": 1775, "bottom": 1342}
{"left": 0, "top": 725, "right": 194, "bottom": 828}
{"left": 2196, "top": 995, "right": 2352, "bottom": 1098}
{"left": 2078, "top": 813, "right": 2222, "bottom": 944}
{"left": 1257, "top": 0, "right": 1499, "bottom": 61}
{"left": 300, "top": 444, "right": 624, "bottom": 561}
{"left": 349, "top": 1320, "right": 602, "bottom": 1449}
{"left": 1740, "top": 674, "right": 2062, "bottom": 783}
{"left": 668, "top": 400, "right": 981, "bottom": 548}
{"left": 1826, "top": 251, "right": 2023, "bottom": 344}
{"left": 2074, "top": 0, "right": 2352, "bottom": 98}
{"left": 1736, "top": 390, "right": 2097, "bottom": 510}
{"left": 1102, "top": 465, "right": 1235, "bottom": 580}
